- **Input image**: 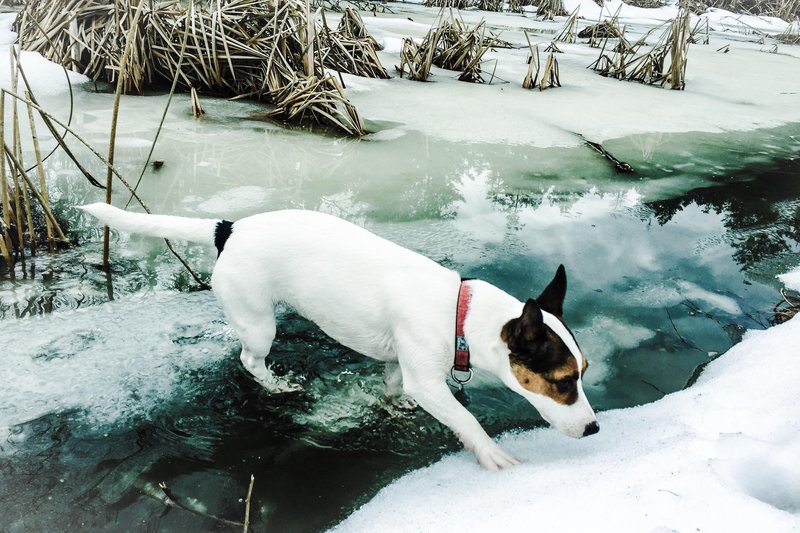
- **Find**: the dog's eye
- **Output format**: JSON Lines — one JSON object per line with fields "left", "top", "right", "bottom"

{"left": 555, "top": 379, "right": 575, "bottom": 394}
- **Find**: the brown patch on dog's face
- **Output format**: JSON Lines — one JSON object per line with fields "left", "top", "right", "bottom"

{"left": 510, "top": 357, "right": 580, "bottom": 406}
{"left": 502, "top": 266, "right": 591, "bottom": 406}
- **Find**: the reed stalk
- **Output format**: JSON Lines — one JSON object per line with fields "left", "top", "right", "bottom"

{"left": 25, "top": 93, "right": 55, "bottom": 250}
{"left": 103, "top": 0, "right": 146, "bottom": 271}
{"left": 0, "top": 92, "right": 11, "bottom": 258}
{"left": 8, "top": 47, "right": 26, "bottom": 252}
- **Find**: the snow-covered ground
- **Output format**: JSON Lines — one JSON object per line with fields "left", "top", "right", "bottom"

{"left": 341, "top": 2, "right": 800, "bottom": 147}
{"left": 334, "top": 311, "right": 800, "bottom": 532}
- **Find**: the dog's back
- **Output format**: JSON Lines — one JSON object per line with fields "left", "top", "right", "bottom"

{"left": 214, "top": 210, "right": 459, "bottom": 360}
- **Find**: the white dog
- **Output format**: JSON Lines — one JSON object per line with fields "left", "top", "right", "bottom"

{"left": 80, "top": 204, "right": 598, "bottom": 470}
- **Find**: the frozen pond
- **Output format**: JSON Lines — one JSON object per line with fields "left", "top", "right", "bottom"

{"left": 0, "top": 84, "right": 798, "bottom": 530}
{"left": 1, "top": 9, "right": 800, "bottom": 525}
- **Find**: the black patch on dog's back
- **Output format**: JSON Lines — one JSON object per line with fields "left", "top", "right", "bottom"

{"left": 214, "top": 220, "right": 234, "bottom": 257}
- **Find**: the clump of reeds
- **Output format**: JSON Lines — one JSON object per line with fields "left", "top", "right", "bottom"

{"left": 424, "top": 0, "right": 473, "bottom": 9}
{"left": 580, "top": 5, "right": 631, "bottom": 48}
{"left": 523, "top": 36, "right": 562, "bottom": 90}
{"left": 590, "top": 10, "right": 690, "bottom": 90}
{"left": 312, "top": 0, "right": 393, "bottom": 13}
{"left": 0, "top": 50, "right": 69, "bottom": 269}
{"left": 536, "top": 0, "right": 568, "bottom": 20}
{"left": 397, "top": 10, "right": 499, "bottom": 84}
{"left": 625, "top": 0, "right": 667, "bottom": 7}
{"left": 16, "top": 0, "right": 367, "bottom": 136}
{"left": 776, "top": 20, "right": 800, "bottom": 44}
{"left": 318, "top": 8, "right": 389, "bottom": 79}
{"left": 706, "top": 0, "right": 800, "bottom": 24}
{"left": 396, "top": 37, "right": 435, "bottom": 81}
{"left": 337, "top": 7, "right": 383, "bottom": 50}
{"left": 475, "top": 0, "right": 505, "bottom": 11}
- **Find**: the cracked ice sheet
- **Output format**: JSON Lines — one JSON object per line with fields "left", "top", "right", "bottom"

{"left": 0, "top": 291, "right": 232, "bottom": 450}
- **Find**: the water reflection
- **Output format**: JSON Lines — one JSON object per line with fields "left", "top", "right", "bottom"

{"left": 649, "top": 157, "right": 800, "bottom": 274}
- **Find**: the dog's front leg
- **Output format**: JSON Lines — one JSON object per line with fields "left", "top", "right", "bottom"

{"left": 403, "top": 373, "right": 520, "bottom": 470}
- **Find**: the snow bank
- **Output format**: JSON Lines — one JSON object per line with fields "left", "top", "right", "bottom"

{"left": 0, "top": 13, "right": 89, "bottom": 96}
{"left": 779, "top": 267, "right": 800, "bottom": 292}
{"left": 334, "top": 314, "right": 800, "bottom": 532}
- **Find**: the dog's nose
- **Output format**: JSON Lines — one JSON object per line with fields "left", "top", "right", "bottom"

{"left": 583, "top": 421, "right": 600, "bottom": 437}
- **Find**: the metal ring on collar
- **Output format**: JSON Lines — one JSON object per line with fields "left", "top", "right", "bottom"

{"left": 450, "top": 366, "right": 473, "bottom": 385}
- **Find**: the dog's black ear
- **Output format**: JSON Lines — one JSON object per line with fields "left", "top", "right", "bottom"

{"left": 536, "top": 264, "right": 567, "bottom": 317}
{"left": 502, "top": 299, "right": 545, "bottom": 353}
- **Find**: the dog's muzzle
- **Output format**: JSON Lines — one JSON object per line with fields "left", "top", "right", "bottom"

{"left": 582, "top": 421, "right": 600, "bottom": 437}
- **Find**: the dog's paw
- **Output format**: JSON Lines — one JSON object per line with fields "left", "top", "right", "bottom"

{"left": 380, "top": 395, "right": 419, "bottom": 417}
{"left": 388, "top": 395, "right": 418, "bottom": 411}
{"left": 474, "top": 442, "right": 520, "bottom": 471}
{"left": 255, "top": 372, "right": 303, "bottom": 394}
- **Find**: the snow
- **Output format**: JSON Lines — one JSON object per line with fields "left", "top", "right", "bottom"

{"left": 0, "top": 13, "right": 89, "bottom": 96}
{"left": 333, "top": 312, "right": 800, "bottom": 532}
{"left": 779, "top": 267, "right": 800, "bottom": 292}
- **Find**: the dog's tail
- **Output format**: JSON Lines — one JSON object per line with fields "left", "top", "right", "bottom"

{"left": 79, "top": 203, "right": 231, "bottom": 251}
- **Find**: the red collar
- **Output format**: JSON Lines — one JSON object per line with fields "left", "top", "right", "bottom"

{"left": 454, "top": 280, "right": 472, "bottom": 372}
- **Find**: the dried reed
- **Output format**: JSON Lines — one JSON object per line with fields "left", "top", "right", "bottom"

{"left": 706, "top": 0, "right": 800, "bottom": 24}
{"left": 589, "top": 11, "right": 690, "bottom": 90}
{"left": 0, "top": 86, "right": 70, "bottom": 266}
{"left": 396, "top": 37, "right": 434, "bottom": 81}
{"left": 319, "top": 8, "right": 389, "bottom": 79}
{"left": 398, "top": 10, "right": 498, "bottom": 84}
{"left": 523, "top": 34, "right": 561, "bottom": 90}
{"left": 776, "top": 20, "right": 800, "bottom": 44}
{"left": 16, "top": 0, "right": 367, "bottom": 135}
{"left": 773, "top": 289, "right": 800, "bottom": 324}
{"left": 554, "top": 8, "right": 579, "bottom": 44}
{"left": 536, "top": 0, "right": 567, "bottom": 20}
{"left": 0, "top": 35, "right": 72, "bottom": 268}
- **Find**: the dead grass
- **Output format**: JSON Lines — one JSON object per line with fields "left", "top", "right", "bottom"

{"left": 15, "top": 0, "right": 370, "bottom": 135}
{"left": 706, "top": 0, "right": 800, "bottom": 24}
{"left": 772, "top": 289, "right": 800, "bottom": 325}
{"left": 776, "top": 20, "right": 800, "bottom": 44}
{"left": 397, "top": 10, "right": 500, "bottom": 84}
{"left": 590, "top": 10, "right": 690, "bottom": 90}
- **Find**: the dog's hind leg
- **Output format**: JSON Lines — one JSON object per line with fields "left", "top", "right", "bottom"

{"left": 233, "top": 313, "right": 300, "bottom": 393}
{"left": 213, "top": 279, "right": 299, "bottom": 393}
{"left": 383, "top": 362, "right": 418, "bottom": 411}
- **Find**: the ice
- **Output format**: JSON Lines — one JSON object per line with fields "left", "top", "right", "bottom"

{"left": 675, "top": 280, "right": 742, "bottom": 314}
{"left": 348, "top": 4, "right": 800, "bottom": 147}
{"left": 333, "top": 313, "right": 800, "bottom": 532}
{"left": 0, "top": 291, "right": 232, "bottom": 448}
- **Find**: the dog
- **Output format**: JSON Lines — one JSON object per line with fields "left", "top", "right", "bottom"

{"left": 80, "top": 204, "right": 598, "bottom": 470}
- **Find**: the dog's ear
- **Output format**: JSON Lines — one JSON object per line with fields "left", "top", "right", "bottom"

{"left": 536, "top": 264, "right": 567, "bottom": 317}
{"left": 502, "top": 298, "right": 545, "bottom": 353}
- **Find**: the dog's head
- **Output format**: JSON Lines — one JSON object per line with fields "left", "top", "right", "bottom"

{"left": 500, "top": 265, "right": 598, "bottom": 438}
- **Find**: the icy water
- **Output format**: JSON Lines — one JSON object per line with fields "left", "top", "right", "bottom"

{"left": 1, "top": 90, "right": 799, "bottom": 531}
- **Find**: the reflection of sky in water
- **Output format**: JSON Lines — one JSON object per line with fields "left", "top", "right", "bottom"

{"left": 1, "top": 90, "right": 799, "bottom": 530}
